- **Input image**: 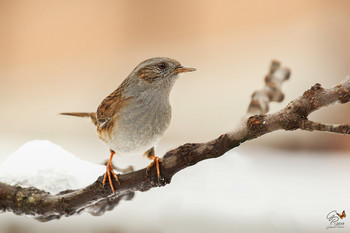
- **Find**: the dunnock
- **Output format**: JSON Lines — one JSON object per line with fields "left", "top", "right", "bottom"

{"left": 61, "top": 57, "right": 196, "bottom": 192}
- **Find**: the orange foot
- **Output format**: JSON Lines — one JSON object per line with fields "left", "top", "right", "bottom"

{"left": 102, "top": 150, "right": 120, "bottom": 192}
{"left": 146, "top": 154, "right": 162, "bottom": 182}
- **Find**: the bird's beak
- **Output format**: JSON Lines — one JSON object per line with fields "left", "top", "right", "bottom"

{"left": 175, "top": 66, "right": 196, "bottom": 73}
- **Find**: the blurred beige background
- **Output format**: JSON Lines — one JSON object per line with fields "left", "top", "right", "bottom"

{"left": 1, "top": 1, "right": 350, "bottom": 233}
{"left": 1, "top": 0, "right": 350, "bottom": 158}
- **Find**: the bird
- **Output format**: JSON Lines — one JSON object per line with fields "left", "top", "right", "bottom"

{"left": 61, "top": 57, "right": 196, "bottom": 192}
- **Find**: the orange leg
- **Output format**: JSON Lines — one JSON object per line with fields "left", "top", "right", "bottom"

{"left": 146, "top": 155, "right": 162, "bottom": 181}
{"left": 102, "top": 150, "right": 120, "bottom": 192}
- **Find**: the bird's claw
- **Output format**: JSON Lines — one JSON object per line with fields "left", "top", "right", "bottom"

{"left": 103, "top": 163, "right": 120, "bottom": 193}
{"left": 146, "top": 156, "right": 163, "bottom": 185}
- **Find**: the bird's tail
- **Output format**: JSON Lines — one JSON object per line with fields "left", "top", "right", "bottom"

{"left": 60, "top": 112, "right": 98, "bottom": 126}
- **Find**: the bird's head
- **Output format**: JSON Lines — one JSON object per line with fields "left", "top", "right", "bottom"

{"left": 132, "top": 57, "right": 196, "bottom": 86}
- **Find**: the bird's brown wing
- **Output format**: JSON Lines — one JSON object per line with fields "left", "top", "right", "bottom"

{"left": 96, "top": 89, "right": 120, "bottom": 127}
{"left": 96, "top": 85, "right": 133, "bottom": 128}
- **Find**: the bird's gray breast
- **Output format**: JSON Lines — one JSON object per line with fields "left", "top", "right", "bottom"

{"left": 108, "top": 93, "right": 172, "bottom": 154}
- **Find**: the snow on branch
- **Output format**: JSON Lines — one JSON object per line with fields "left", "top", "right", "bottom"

{"left": 1, "top": 61, "right": 349, "bottom": 221}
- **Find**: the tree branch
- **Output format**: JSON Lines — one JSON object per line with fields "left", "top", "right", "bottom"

{"left": 1, "top": 62, "right": 349, "bottom": 221}
{"left": 301, "top": 120, "right": 350, "bottom": 134}
{"left": 246, "top": 60, "right": 290, "bottom": 116}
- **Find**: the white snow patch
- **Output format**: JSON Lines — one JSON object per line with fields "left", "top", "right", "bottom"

{"left": 0, "top": 140, "right": 105, "bottom": 194}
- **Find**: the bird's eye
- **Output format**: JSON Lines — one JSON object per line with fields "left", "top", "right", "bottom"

{"left": 157, "top": 62, "right": 167, "bottom": 70}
